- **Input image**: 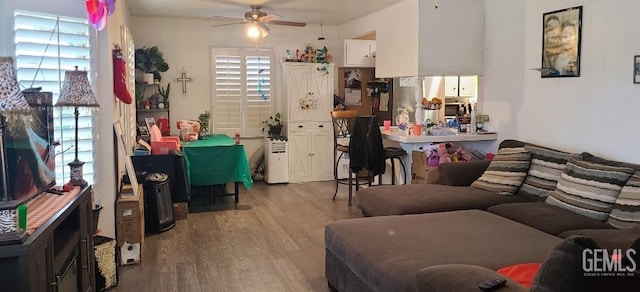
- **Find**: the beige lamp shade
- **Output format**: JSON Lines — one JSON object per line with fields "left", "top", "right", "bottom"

{"left": 55, "top": 68, "right": 99, "bottom": 107}
{"left": 0, "top": 57, "right": 30, "bottom": 112}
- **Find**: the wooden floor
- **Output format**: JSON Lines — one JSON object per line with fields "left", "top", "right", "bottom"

{"left": 110, "top": 181, "right": 363, "bottom": 292}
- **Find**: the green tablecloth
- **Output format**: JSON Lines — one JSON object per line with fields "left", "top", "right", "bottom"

{"left": 182, "top": 134, "right": 253, "bottom": 189}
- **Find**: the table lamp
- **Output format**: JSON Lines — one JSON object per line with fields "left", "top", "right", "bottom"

{"left": 55, "top": 66, "right": 99, "bottom": 187}
{"left": 0, "top": 57, "right": 31, "bottom": 245}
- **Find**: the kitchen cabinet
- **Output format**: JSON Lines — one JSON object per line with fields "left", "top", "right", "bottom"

{"left": 0, "top": 186, "right": 95, "bottom": 292}
{"left": 288, "top": 122, "right": 334, "bottom": 182}
{"left": 444, "top": 76, "right": 477, "bottom": 97}
{"left": 282, "top": 62, "right": 335, "bottom": 182}
{"left": 344, "top": 39, "right": 376, "bottom": 67}
{"left": 376, "top": 0, "right": 485, "bottom": 77}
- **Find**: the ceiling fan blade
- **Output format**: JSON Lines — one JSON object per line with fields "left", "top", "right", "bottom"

{"left": 211, "top": 21, "right": 245, "bottom": 28}
{"left": 266, "top": 20, "right": 306, "bottom": 27}
{"left": 210, "top": 15, "right": 244, "bottom": 21}
{"left": 258, "top": 14, "right": 281, "bottom": 23}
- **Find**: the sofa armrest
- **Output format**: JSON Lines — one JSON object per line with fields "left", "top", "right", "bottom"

{"left": 414, "top": 264, "right": 528, "bottom": 292}
{"left": 437, "top": 160, "right": 491, "bottom": 186}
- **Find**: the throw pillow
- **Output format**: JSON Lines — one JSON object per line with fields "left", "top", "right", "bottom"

{"left": 608, "top": 171, "right": 640, "bottom": 228}
{"left": 470, "top": 147, "right": 531, "bottom": 195}
{"left": 545, "top": 159, "right": 634, "bottom": 221}
{"left": 497, "top": 263, "right": 541, "bottom": 288}
{"left": 517, "top": 145, "right": 580, "bottom": 201}
{"left": 531, "top": 235, "right": 640, "bottom": 292}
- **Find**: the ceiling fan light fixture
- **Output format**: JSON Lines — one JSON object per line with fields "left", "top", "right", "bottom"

{"left": 258, "top": 21, "right": 270, "bottom": 38}
{"left": 247, "top": 23, "right": 260, "bottom": 38}
{"left": 317, "top": 22, "right": 325, "bottom": 40}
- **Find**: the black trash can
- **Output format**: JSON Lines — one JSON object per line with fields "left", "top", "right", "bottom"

{"left": 143, "top": 173, "right": 176, "bottom": 234}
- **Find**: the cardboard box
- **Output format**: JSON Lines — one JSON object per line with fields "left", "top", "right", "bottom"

{"left": 411, "top": 151, "right": 440, "bottom": 184}
{"left": 116, "top": 183, "right": 144, "bottom": 264}
{"left": 172, "top": 202, "right": 188, "bottom": 220}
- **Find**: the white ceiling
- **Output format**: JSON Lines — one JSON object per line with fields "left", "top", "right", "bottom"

{"left": 125, "top": 0, "right": 402, "bottom": 25}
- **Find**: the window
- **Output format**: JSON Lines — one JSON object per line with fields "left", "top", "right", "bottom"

{"left": 211, "top": 48, "right": 274, "bottom": 137}
{"left": 14, "top": 10, "right": 95, "bottom": 185}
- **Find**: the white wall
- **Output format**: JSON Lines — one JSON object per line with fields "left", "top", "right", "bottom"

{"left": 129, "top": 17, "right": 340, "bottom": 157}
{"left": 484, "top": 0, "right": 640, "bottom": 164}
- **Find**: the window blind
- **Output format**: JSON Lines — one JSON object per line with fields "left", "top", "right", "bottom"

{"left": 14, "top": 10, "right": 95, "bottom": 185}
{"left": 212, "top": 48, "right": 273, "bottom": 137}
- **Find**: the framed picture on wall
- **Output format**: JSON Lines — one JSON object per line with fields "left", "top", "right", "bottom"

{"left": 634, "top": 55, "right": 640, "bottom": 84}
{"left": 541, "top": 6, "right": 582, "bottom": 78}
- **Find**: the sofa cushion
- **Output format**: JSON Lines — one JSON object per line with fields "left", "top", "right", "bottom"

{"left": 438, "top": 160, "right": 491, "bottom": 186}
{"left": 530, "top": 235, "right": 640, "bottom": 292}
{"left": 545, "top": 159, "right": 634, "bottom": 221}
{"left": 357, "top": 184, "right": 532, "bottom": 216}
{"left": 487, "top": 202, "right": 612, "bottom": 236}
{"left": 608, "top": 171, "right": 640, "bottom": 229}
{"left": 558, "top": 228, "right": 640, "bottom": 251}
{"left": 517, "top": 145, "right": 580, "bottom": 202}
{"left": 470, "top": 147, "right": 531, "bottom": 195}
{"left": 414, "top": 264, "right": 529, "bottom": 292}
{"left": 325, "top": 210, "right": 561, "bottom": 292}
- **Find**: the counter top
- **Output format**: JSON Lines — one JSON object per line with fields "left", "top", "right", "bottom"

{"left": 381, "top": 127, "right": 497, "bottom": 144}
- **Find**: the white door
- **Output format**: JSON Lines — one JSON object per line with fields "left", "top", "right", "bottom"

{"left": 345, "top": 40, "right": 373, "bottom": 67}
{"left": 309, "top": 130, "right": 334, "bottom": 181}
{"left": 444, "top": 76, "right": 459, "bottom": 96}
{"left": 458, "top": 76, "right": 477, "bottom": 96}
{"left": 309, "top": 66, "right": 333, "bottom": 122}
{"left": 288, "top": 130, "right": 311, "bottom": 182}
{"left": 286, "top": 65, "right": 312, "bottom": 122}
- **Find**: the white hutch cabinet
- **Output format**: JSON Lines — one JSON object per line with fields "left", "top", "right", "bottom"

{"left": 282, "top": 63, "right": 335, "bottom": 182}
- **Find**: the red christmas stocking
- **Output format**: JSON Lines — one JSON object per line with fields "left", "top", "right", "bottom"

{"left": 113, "top": 47, "right": 132, "bottom": 104}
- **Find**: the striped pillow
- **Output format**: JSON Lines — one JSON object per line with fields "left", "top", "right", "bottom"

{"left": 517, "top": 146, "right": 580, "bottom": 201}
{"left": 607, "top": 172, "right": 640, "bottom": 228}
{"left": 471, "top": 147, "right": 531, "bottom": 195}
{"left": 545, "top": 159, "right": 634, "bottom": 221}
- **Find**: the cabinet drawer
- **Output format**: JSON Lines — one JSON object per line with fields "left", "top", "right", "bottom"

{"left": 287, "top": 122, "right": 331, "bottom": 132}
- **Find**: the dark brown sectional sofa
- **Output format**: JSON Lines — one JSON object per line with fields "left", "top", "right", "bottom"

{"left": 325, "top": 140, "right": 640, "bottom": 291}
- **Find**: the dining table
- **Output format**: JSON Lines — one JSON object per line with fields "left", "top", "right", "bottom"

{"left": 181, "top": 134, "right": 253, "bottom": 204}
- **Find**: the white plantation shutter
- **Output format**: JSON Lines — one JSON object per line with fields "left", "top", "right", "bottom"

{"left": 14, "top": 10, "right": 95, "bottom": 185}
{"left": 212, "top": 48, "right": 273, "bottom": 137}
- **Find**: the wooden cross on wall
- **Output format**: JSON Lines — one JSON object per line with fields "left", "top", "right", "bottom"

{"left": 176, "top": 71, "right": 193, "bottom": 94}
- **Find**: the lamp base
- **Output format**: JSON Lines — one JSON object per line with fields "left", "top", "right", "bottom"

{"left": 0, "top": 229, "right": 27, "bottom": 246}
{"left": 68, "top": 159, "right": 88, "bottom": 187}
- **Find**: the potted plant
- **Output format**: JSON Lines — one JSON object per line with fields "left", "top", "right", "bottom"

{"left": 158, "top": 83, "right": 170, "bottom": 109}
{"left": 262, "top": 112, "right": 283, "bottom": 137}
{"left": 198, "top": 110, "right": 211, "bottom": 137}
{"left": 135, "top": 46, "right": 169, "bottom": 83}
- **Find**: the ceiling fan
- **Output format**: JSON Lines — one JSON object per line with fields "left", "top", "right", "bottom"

{"left": 212, "top": 5, "right": 306, "bottom": 38}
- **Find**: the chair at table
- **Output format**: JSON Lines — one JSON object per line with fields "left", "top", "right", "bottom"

{"left": 331, "top": 110, "right": 359, "bottom": 203}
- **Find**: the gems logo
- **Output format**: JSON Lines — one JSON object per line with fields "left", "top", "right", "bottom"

{"left": 582, "top": 248, "right": 637, "bottom": 277}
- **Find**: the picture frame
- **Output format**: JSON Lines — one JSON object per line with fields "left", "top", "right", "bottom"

{"left": 144, "top": 116, "right": 156, "bottom": 132}
{"left": 138, "top": 125, "right": 149, "bottom": 136}
{"left": 541, "top": 6, "right": 582, "bottom": 78}
{"left": 634, "top": 55, "right": 640, "bottom": 84}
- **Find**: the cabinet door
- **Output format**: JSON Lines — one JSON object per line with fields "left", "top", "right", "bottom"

{"left": 309, "top": 66, "right": 333, "bottom": 122}
{"left": 365, "top": 43, "right": 376, "bottom": 67}
{"left": 444, "top": 76, "right": 459, "bottom": 96}
{"left": 288, "top": 130, "right": 311, "bottom": 182}
{"left": 286, "top": 65, "right": 312, "bottom": 122}
{"left": 309, "top": 129, "right": 334, "bottom": 181}
{"left": 458, "top": 76, "right": 476, "bottom": 96}
{"left": 78, "top": 193, "right": 95, "bottom": 292}
{"left": 344, "top": 40, "right": 374, "bottom": 67}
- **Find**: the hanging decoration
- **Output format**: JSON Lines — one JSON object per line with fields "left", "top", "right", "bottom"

{"left": 86, "top": 0, "right": 116, "bottom": 30}
{"left": 112, "top": 44, "right": 132, "bottom": 104}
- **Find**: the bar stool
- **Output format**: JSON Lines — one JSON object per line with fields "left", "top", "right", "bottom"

{"left": 381, "top": 147, "right": 408, "bottom": 185}
{"left": 331, "top": 110, "right": 368, "bottom": 205}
